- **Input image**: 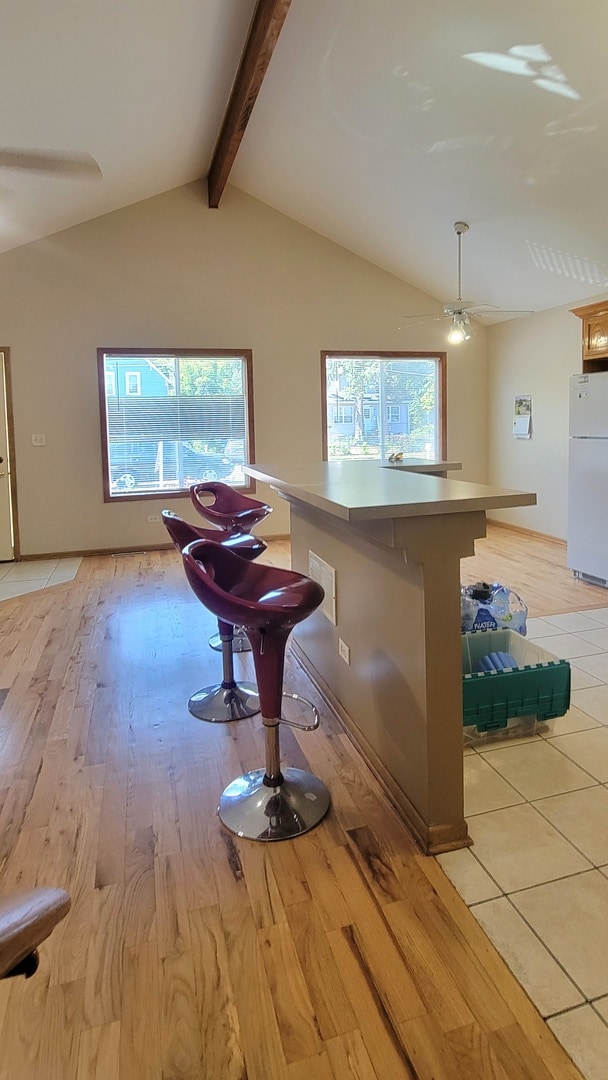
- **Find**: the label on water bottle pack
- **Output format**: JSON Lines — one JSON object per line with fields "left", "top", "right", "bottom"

{"left": 472, "top": 607, "right": 498, "bottom": 632}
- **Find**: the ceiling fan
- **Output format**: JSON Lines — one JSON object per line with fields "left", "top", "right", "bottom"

{"left": 0, "top": 148, "right": 102, "bottom": 179}
{"left": 400, "top": 221, "right": 533, "bottom": 343}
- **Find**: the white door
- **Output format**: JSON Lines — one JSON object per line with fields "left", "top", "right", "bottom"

{"left": 0, "top": 351, "right": 15, "bottom": 561}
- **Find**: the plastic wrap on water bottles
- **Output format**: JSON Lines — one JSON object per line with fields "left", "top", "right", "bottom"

{"left": 460, "top": 581, "right": 528, "bottom": 636}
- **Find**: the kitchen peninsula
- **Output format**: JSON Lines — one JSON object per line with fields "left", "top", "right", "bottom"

{"left": 245, "top": 460, "right": 536, "bottom": 854}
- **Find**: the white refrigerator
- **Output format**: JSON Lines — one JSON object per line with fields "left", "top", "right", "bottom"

{"left": 567, "top": 371, "right": 608, "bottom": 585}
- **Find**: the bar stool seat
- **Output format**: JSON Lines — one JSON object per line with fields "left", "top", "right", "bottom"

{"left": 182, "top": 539, "right": 331, "bottom": 841}
{"left": 190, "top": 481, "right": 273, "bottom": 534}
{"left": 162, "top": 510, "right": 263, "bottom": 722}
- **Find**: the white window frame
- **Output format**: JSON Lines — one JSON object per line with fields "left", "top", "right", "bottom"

{"left": 125, "top": 371, "right": 142, "bottom": 396}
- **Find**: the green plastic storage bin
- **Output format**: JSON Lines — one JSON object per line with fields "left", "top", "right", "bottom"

{"left": 462, "top": 628, "right": 571, "bottom": 732}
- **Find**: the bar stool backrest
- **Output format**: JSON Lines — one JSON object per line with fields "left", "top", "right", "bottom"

{"left": 190, "top": 482, "right": 272, "bottom": 533}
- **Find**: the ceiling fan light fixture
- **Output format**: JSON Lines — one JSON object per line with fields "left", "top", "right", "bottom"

{"left": 447, "top": 314, "right": 471, "bottom": 344}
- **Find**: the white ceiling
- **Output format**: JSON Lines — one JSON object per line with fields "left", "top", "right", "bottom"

{"left": 2, "top": 0, "right": 608, "bottom": 322}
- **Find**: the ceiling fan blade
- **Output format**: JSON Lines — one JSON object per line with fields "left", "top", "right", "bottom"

{"left": 398, "top": 315, "right": 446, "bottom": 329}
{"left": 398, "top": 312, "right": 447, "bottom": 320}
{"left": 469, "top": 306, "right": 534, "bottom": 317}
{"left": 0, "top": 149, "right": 102, "bottom": 179}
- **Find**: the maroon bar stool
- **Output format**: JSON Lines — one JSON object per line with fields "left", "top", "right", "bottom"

{"left": 182, "top": 539, "right": 331, "bottom": 841}
{"left": 190, "top": 482, "right": 273, "bottom": 653}
{"left": 190, "top": 481, "right": 273, "bottom": 534}
{"left": 162, "top": 510, "right": 262, "bottom": 722}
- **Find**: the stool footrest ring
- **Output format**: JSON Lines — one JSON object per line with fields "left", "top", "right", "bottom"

{"left": 278, "top": 693, "right": 320, "bottom": 731}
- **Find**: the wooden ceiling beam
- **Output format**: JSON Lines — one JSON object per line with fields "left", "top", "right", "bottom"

{"left": 207, "top": 0, "right": 292, "bottom": 208}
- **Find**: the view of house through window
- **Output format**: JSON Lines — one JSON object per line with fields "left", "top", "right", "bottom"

{"left": 98, "top": 349, "right": 254, "bottom": 500}
{"left": 322, "top": 352, "right": 445, "bottom": 462}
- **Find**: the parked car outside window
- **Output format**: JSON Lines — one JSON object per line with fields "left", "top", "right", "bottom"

{"left": 109, "top": 441, "right": 233, "bottom": 491}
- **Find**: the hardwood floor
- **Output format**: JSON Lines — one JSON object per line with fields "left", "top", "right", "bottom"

{"left": 0, "top": 529, "right": 588, "bottom": 1079}
{"left": 461, "top": 523, "right": 608, "bottom": 619}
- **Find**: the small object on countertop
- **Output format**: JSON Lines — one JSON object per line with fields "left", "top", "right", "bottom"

{"left": 475, "top": 651, "right": 519, "bottom": 673}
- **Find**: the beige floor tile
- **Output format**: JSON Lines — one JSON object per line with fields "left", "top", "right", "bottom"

{"left": 466, "top": 804, "right": 591, "bottom": 893}
{"left": 436, "top": 848, "right": 502, "bottom": 905}
{"left": 1, "top": 559, "right": 58, "bottom": 581}
{"left": 0, "top": 581, "right": 44, "bottom": 600}
{"left": 47, "top": 558, "right": 82, "bottom": 585}
{"left": 547, "top": 728, "right": 608, "bottom": 782}
{"left": 511, "top": 871, "right": 608, "bottom": 999}
{"left": 543, "top": 612, "right": 608, "bottom": 634}
{"left": 470, "top": 897, "right": 584, "bottom": 1017}
{"left": 538, "top": 706, "right": 601, "bottom": 738}
{"left": 577, "top": 627, "right": 608, "bottom": 651}
{"left": 570, "top": 653, "right": 608, "bottom": 683}
{"left": 532, "top": 786, "right": 608, "bottom": 866}
{"left": 478, "top": 740, "right": 596, "bottom": 801}
{"left": 530, "top": 633, "right": 605, "bottom": 660}
{"left": 571, "top": 683, "right": 608, "bottom": 725}
{"left": 526, "top": 617, "right": 563, "bottom": 638}
{"left": 570, "top": 665, "right": 604, "bottom": 691}
{"left": 594, "top": 996, "right": 608, "bottom": 1024}
{"left": 463, "top": 754, "right": 525, "bottom": 817}
{"left": 549, "top": 1005, "right": 608, "bottom": 1080}
{"left": 578, "top": 607, "right": 608, "bottom": 626}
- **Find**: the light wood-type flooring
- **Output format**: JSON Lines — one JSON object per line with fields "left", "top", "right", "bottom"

{"left": 0, "top": 526, "right": 595, "bottom": 1079}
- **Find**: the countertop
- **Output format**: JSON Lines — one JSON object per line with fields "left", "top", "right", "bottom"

{"left": 244, "top": 459, "right": 537, "bottom": 522}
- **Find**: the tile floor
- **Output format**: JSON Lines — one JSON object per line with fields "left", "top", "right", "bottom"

{"left": 0, "top": 557, "right": 82, "bottom": 600}
{"left": 438, "top": 607, "right": 608, "bottom": 1080}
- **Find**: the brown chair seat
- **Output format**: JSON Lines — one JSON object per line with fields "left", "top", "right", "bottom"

{"left": 0, "top": 887, "right": 71, "bottom": 979}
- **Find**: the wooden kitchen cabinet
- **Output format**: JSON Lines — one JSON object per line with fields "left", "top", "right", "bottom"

{"left": 571, "top": 300, "right": 608, "bottom": 371}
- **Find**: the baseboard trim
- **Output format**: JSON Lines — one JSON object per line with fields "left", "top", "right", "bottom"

{"left": 16, "top": 534, "right": 291, "bottom": 561}
{"left": 291, "top": 641, "right": 471, "bottom": 856}
{"left": 487, "top": 519, "right": 565, "bottom": 546}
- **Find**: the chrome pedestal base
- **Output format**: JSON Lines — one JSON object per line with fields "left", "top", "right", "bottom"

{"left": 208, "top": 628, "right": 251, "bottom": 653}
{"left": 218, "top": 767, "right": 330, "bottom": 841}
{"left": 188, "top": 682, "right": 260, "bottom": 723}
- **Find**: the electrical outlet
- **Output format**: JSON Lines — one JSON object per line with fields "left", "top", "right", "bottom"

{"left": 146, "top": 514, "right": 160, "bottom": 523}
{"left": 31, "top": 433, "right": 46, "bottom": 446}
{"left": 338, "top": 638, "right": 350, "bottom": 664}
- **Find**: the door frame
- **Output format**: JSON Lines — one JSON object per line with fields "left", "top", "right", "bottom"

{"left": 1, "top": 349, "right": 20, "bottom": 560}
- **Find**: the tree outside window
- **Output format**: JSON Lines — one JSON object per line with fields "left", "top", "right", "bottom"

{"left": 322, "top": 352, "right": 446, "bottom": 461}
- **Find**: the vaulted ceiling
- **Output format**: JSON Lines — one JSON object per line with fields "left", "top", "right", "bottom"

{"left": 1, "top": 0, "right": 606, "bottom": 322}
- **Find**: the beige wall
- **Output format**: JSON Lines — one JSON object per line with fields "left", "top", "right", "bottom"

{"left": 0, "top": 183, "right": 489, "bottom": 556}
{"left": 485, "top": 303, "right": 586, "bottom": 539}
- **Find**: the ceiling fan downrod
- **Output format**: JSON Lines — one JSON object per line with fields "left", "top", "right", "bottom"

{"left": 454, "top": 221, "right": 469, "bottom": 303}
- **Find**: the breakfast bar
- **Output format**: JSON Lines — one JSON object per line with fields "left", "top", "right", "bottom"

{"left": 245, "top": 460, "right": 536, "bottom": 854}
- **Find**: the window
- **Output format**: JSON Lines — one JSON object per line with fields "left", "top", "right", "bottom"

{"left": 125, "top": 371, "right": 142, "bottom": 396}
{"left": 332, "top": 404, "right": 354, "bottom": 425}
{"left": 98, "top": 349, "right": 255, "bottom": 501}
{"left": 322, "top": 351, "right": 446, "bottom": 462}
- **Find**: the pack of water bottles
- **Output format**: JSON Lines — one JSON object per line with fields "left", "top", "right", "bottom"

{"left": 460, "top": 580, "right": 528, "bottom": 636}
